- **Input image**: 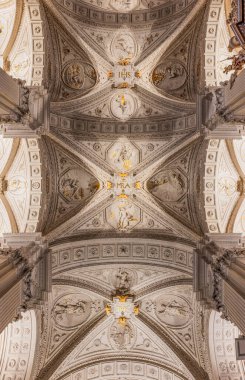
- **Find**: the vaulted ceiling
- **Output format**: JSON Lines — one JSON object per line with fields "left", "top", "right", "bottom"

{"left": 1, "top": 1, "right": 243, "bottom": 380}
{"left": 32, "top": 1, "right": 212, "bottom": 379}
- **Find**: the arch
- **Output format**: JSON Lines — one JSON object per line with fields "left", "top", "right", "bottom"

{"left": 203, "top": 137, "right": 245, "bottom": 235}
{"left": 0, "top": 136, "right": 42, "bottom": 241}
{"left": 204, "top": 0, "right": 233, "bottom": 87}
{"left": 48, "top": 315, "right": 196, "bottom": 380}
{"left": 56, "top": 360, "right": 189, "bottom": 380}
{"left": 0, "top": 0, "right": 19, "bottom": 67}
{"left": 0, "top": 310, "right": 37, "bottom": 380}
{"left": 203, "top": 139, "right": 241, "bottom": 233}
{"left": 208, "top": 310, "right": 245, "bottom": 379}
{"left": 51, "top": 238, "right": 194, "bottom": 277}
{"left": 4, "top": 0, "right": 44, "bottom": 85}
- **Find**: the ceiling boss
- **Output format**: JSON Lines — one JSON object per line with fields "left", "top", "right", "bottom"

{"left": 108, "top": 58, "right": 141, "bottom": 89}
{"left": 106, "top": 269, "right": 139, "bottom": 326}
{"left": 108, "top": 59, "right": 141, "bottom": 120}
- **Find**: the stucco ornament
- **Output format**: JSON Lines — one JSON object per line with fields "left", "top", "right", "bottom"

{"left": 111, "top": 268, "right": 136, "bottom": 294}
{"left": 59, "top": 168, "right": 99, "bottom": 202}
{"left": 107, "top": 139, "right": 140, "bottom": 172}
{"left": 108, "top": 59, "right": 141, "bottom": 89}
{"left": 81, "top": 0, "right": 166, "bottom": 11}
{"left": 62, "top": 61, "right": 96, "bottom": 91}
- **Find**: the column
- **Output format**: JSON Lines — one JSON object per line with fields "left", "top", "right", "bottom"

{"left": 0, "top": 68, "right": 49, "bottom": 137}
{"left": 200, "top": 86, "right": 245, "bottom": 138}
{"left": 194, "top": 238, "right": 245, "bottom": 334}
{"left": 0, "top": 239, "right": 51, "bottom": 334}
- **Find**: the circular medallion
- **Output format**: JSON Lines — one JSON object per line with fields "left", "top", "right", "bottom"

{"left": 62, "top": 61, "right": 85, "bottom": 90}
{"left": 156, "top": 294, "right": 191, "bottom": 327}
{"left": 110, "top": 93, "right": 137, "bottom": 120}
{"left": 152, "top": 62, "right": 187, "bottom": 91}
{"left": 53, "top": 293, "right": 91, "bottom": 328}
{"left": 109, "top": 0, "right": 139, "bottom": 11}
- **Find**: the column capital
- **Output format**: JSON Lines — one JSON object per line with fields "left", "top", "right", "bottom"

{"left": 195, "top": 236, "right": 245, "bottom": 326}
{"left": 0, "top": 241, "right": 50, "bottom": 317}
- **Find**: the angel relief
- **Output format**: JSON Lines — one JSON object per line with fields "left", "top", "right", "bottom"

{"left": 110, "top": 32, "right": 137, "bottom": 62}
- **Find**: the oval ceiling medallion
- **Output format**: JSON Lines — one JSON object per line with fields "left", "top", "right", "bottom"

{"left": 152, "top": 61, "right": 187, "bottom": 92}
{"left": 109, "top": 0, "right": 139, "bottom": 12}
{"left": 110, "top": 31, "right": 138, "bottom": 62}
{"left": 110, "top": 92, "right": 138, "bottom": 121}
{"left": 62, "top": 61, "right": 85, "bottom": 90}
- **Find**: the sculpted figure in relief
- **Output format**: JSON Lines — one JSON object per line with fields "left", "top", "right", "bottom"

{"left": 118, "top": 203, "right": 138, "bottom": 230}
{"left": 113, "top": 143, "right": 133, "bottom": 171}
{"left": 110, "top": 321, "right": 134, "bottom": 350}
{"left": 54, "top": 298, "right": 87, "bottom": 316}
{"left": 62, "top": 63, "right": 84, "bottom": 90}
{"left": 115, "top": 268, "right": 131, "bottom": 292}
{"left": 148, "top": 170, "right": 185, "bottom": 202}
{"left": 152, "top": 62, "right": 187, "bottom": 91}
{"left": 156, "top": 295, "right": 191, "bottom": 327}
{"left": 53, "top": 294, "right": 91, "bottom": 328}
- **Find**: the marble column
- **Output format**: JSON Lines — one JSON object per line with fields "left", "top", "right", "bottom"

{"left": 194, "top": 238, "right": 245, "bottom": 334}
{"left": 0, "top": 239, "right": 51, "bottom": 334}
